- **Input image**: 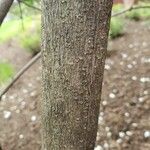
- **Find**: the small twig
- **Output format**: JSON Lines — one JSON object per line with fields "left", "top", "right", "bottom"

{"left": 18, "top": 0, "right": 41, "bottom": 11}
{"left": 17, "top": 0, "right": 24, "bottom": 29}
{"left": 0, "top": 52, "right": 41, "bottom": 100}
{"left": 112, "top": 5, "right": 150, "bottom": 17}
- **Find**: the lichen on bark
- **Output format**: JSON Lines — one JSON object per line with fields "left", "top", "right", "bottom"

{"left": 41, "top": 0, "right": 113, "bottom": 149}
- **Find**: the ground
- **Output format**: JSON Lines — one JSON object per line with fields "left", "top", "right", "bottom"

{"left": 0, "top": 20, "right": 149, "bottom": 150}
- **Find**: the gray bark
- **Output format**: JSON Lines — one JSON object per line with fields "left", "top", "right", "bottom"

{"left": 0, "top": 0, "right": 14, "bottom": 26}
{"left": 41, "top": 0, "right": 113, "bottom": 150}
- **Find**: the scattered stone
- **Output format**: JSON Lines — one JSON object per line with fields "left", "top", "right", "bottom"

{"left": 30, "top": 91, "right": 37, "bottom": 97}
{"left": 132, "top": 123, "right": 138, "bottom": 127}
{"left": 105, "top": 127, "right": 110, "bottom": 132}
{"left": 103, "top": 142, "right": 109, "bottom": 149}
{"left": 3, "top": 111, "right": 11, "bottom": 119}
{"left": 102, "top": 101, "right": 107, "bottom": 106}
{"left": 1, "top": 95, "right": 6, "bottom": 101}
{"left": 105, "top": 64, "right": 111, "bottom": 70}
{"left": 119, "top": 131, "right": 125, "bottom": 138}
{"left": 98, "top": 116, "right": 103, "bottom": 124}
{"left": 94, "top": 145, "right": 103, "bottom": 150}
{"left": 31, "top": 115, "right": 37, "bottom": 122}
{"left": 124, "top": 112, "right": 130, "bottom": 117}
{"left": 143, "top": 90, "right": 148, "bottom": 95}
{"left": 138, "top": 97, "right": 145, "bottom": 103}
{"left": 127, "top": 64, "right": 133, "bottom": 69}
{"left": 116, "top": 138, "right": 122, "bottom": 144}
{"left": 9, "top": 95, "right": 14, "bottom": 100}
{"left": 19, "top": 134, "right": 24, "bottom": 139}
{"left": 126, "top": 131, "right": 133, "bottom": 136}
{"left": 144, "top": 131, "right": 150, "bottom": 138}
{"left": 107, "top": 132, "right": 112, "bottom": 138}
{"left": 28, "top": 83, "right": 33, "bottom": 87}
{"left": 109, "top": 93, "right": 116, "bottom": 99}
{"left": 16, "top": 109, "right": 20, "bottom": 114}
{"left": 132, "top": 61, "right": 137, "bottom": 65}
{"left": 140, "top": 77, "right": 150, "bottom": 83}
{"left": 132, "top": 76, "right": 137, "bottom": 81}
{"left": 129, "top": 44, "right": 134, "bottom": 48}
{"left": 100, "top": 112, "right": 104, "bottom": 116}
{"left": 121, "top": 53, "right": 127, "bottom": 59}
{"left": 22, "top": 89, "right": 28, "bottom": 94}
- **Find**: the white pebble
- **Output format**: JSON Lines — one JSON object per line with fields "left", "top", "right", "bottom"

{"left": 105, "top": 64, "right": 111, "bottom": 70}
{"left": 1, "top": 95, "right": 6, "bottom": 101}
{"left": 127, "top": 64, "right": 133, "bottom": 69}
{"left": 31, "top": 115, "right": 37, "bottom": 122}
{"left": 121, "top": 53, "right": 127, "bottom": 59}
{"left": 98, "top": 116, "right": 103, "bottom": 124}
{"left": 28, "top": 83, "right": 33, "bottom": 87}
{"left": 105, "top": 127, "right": 110, "bottom": 132}
{"left": 103, "top": 142, "right": 109, "bottom": 149}
{"left": 132, "top": 76, "right": 137, "bottom": 81}
{"left": 132, "top": 123, "right": 138, "bottom": 127}
{"left": 100, "top": 112, "right": 104, "bottom": 116}
{"left": 109, "top": 93, "right": 116, "bottom": 99}
{"left": 9, "top": 95, "right": 14, "bottom": 100}
{"left": 3, "top": 111, "right": 11, "bottom": 119}
{"left": 140, "top": 77, "right": 150, "bottom": 83}
{"left": 19, "top": 134, "right": 24, "bottom": 139}
{"left": 107, "top": 132, "right": 112, "bottom": 138}
{"left": 16, "top": 109, "right": 20, "bottom": 114}
{"left": 129, "top": 44, "right": 134, "bottom": 48}
{"left": 102, "top": 101, "right": 107, "bottom": 106}
{"left": 22, "top": 89, "right": 28, "bottom": 94}
{"left": 116, "top": 138, "right": 122, "bottom": 144}
{"left": 132, "top": 61, "right": 137, "bottom": 65}
{"left": 124, "top": 112, "right": 130, "bottom": 117}
{"left": 30, "top": 91, "right": 37, "bottom": 97}
{"left": 120, "top": 61, "right": 124, "bottom": 65}
{"left": 126, "top": 131, "right": 133, "bottom": 136}
{"left": 119, "top": 131, "right": 125, "bottom": 138}
{"left": 138, "top": 97, "right": 145, "bottom": 103}
{"left": 142, "top": 42, "right": 147, "bottom": 47}
{"left": 144, "top": 90, "right": 148, "bottom": 95}
{"left": 94, "top": 145, "right": 103, "bottom": 150}
{"left": 144, "top": 131, "right": 150, "bottom": 138}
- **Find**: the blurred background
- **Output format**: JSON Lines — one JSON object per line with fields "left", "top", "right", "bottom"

{"left": 0, "top": 0, "right": 150, "bottom": 149}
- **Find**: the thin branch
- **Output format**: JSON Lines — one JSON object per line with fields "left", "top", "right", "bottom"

{"left": 18, "top": 0, "right": 41, "bottom": 11}
{"left": 0, "top": 52, "right": 41, "bottom": 100}
{"left": 1, "top": 4, "right": 150, "bottom": 99}
{"left": 112, "top": 5, "right": 150, "bottom": 17}
{"left": 17, "top": 0, "right": 24, "bottom": 29}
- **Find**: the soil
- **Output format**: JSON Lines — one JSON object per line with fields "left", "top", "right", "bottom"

{"left": 0, "top": 20, "right": 150, "bottom": 150}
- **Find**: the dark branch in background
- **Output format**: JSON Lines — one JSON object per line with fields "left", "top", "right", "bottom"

{"left": 112, "top": 5, "right": 150, "bottom": 17}
{"left": 18, "top": 0, "right": 41, "bottom": 11}
{"left": 0, "top": 4, "right": 150, "bottom": 98}
{"left": 0, "top": 52, "right": 41, "bottom": 100}
{"left": 0, "top": 0, "right": 14, "bottom": 26}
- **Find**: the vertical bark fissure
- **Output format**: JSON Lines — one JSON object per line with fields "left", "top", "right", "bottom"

{"left": 41, "top": 0, "right": 113, "bottom": 150}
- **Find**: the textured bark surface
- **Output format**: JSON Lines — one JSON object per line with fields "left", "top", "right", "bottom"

{"left": 41, "top": 0, "right": 113, "bottom": 150}
{"left": 0, "top": 0, "right": 14, "bottom": 25}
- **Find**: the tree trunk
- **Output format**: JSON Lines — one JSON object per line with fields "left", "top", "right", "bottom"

{"left": 0, "top": 0, "right": 14, "bottom": 26}
{"left": 41, "top": 0, "right": 113, "bottom": 150}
